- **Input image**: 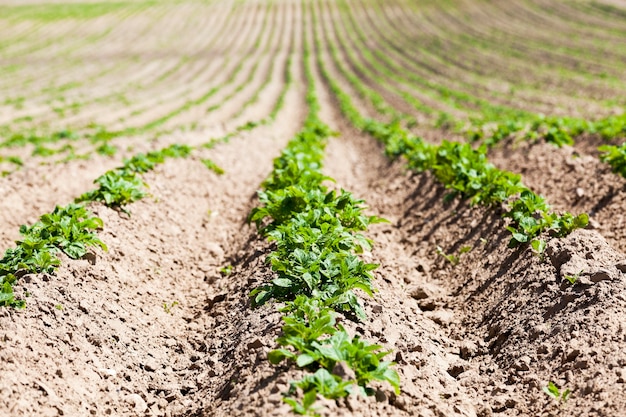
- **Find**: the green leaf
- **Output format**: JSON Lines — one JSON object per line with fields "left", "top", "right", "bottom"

{"left": 302, "top": 388, "right": 317, "bottom": 410}
{"left": 268, "top": 349, "right": 293, "bottom": 365}
{"left": 273, "top": 278, "right": 293, "bottom": 288}
{"left": 543, "top": 381, "right": 560, "bottom": 399}
{"left": 531, "top": 239, "right": 546, "bottom": 254}
{"left": 283, "top": 397, "right": 307, "bottom": 415}
{"left": 382, "top": 367, "right": 401, "bottom": 395}
{"left": 296, "top": 353, "right": 315, "bottom": 367}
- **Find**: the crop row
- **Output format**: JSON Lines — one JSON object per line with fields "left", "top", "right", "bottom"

{"left": 309, "top": 2, "right": 588, "bottom": 249}
{"left": 0, "top": 143, "right": 194, "bottom": 307}
{"left": 0, "top": 51, "right": 298, "bottom": 306}
{"left": 246, "top": 20, "right": 399, "bottom": 416}
{"left": 322, "top": 0, "right": 626, "bottom": 177}
{"left": 0, "top": 1, "right": 283, "bottom": 162}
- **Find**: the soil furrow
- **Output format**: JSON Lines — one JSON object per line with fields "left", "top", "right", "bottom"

{"left": 0, "top": 44, "right": 305, "bottom": 416}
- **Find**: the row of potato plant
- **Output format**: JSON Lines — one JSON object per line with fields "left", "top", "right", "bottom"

{"left": 599, "top": 142, "right": 626, "bottom": 179}
{"left": 247, "top": 26, "right": 399, "bottom": 416}
{"left": 310, "top": 8, "right": 588, "bottom": 249}
{"left": 0, "top": 143, "right": 194, "bottom": 307}
{"left": 334, "top": 0, "right": 626, "bottom": 151}
{"left": 0, "top": 1, "right": 277, "bottom": 168}
{"left": 466, "top": 113, "right": 626, "bottom": 148}
{"left": 0, "top": 48, "right": 298, "bottom": 308}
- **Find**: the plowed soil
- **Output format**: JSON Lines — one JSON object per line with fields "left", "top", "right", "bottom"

{"left": 1, "top": 1, "right": 626, "bottom": 416}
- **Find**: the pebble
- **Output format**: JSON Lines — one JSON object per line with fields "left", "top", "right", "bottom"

{"left": 590, "top": 269, "right": 612, "bottom": 283}
{"left": 206, "top": 242, "right": 224, "bottom": 259}
{"left": 79, "top": 300, "right": 90, "bottom": 315}
{"left": 514, "top": 355, "right": 531, "bottom": 372}
{"left": 144, "top": 361, "right": 159, "bottom": 372}
{"left": 375, "top": 389, "right": 387, "bottom": 402}
{"left": 459, "top": 340, "right": 479, "bottom": 359}
{"left": 125, "top": 394, "right": 147, "bottom": 413}
{"left": 246, "top": 338, "right": 264, "bottom": 350}
{"left": 426, "top": 310, "right": 454, "bottom": 326}
{"left": 98, "top": 368, "right": 117, "bottom": 378}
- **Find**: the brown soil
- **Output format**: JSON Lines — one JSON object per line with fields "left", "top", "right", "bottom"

{"left": 1, "top": 1, "right": 626, "bottom": 417}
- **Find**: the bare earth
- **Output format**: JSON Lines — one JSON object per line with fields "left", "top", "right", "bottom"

{"left": 1, "top": 1, "right": 626, "bottom": 416}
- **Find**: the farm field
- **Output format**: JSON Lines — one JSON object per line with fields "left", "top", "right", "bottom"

{"left": 1, "top": 0, "right": 626, "bottom": 416}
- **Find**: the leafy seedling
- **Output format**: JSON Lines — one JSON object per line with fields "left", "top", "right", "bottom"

{"left": 77, "top": 170, "right": 146, "bottom": 210}
{"left": 96, "top": 142, "right": 117, "bottom": 157}
{"left": 436, "top": 246, "right": 470, "bottom": 265}
{"left": 564, "top": 270, "right": 583, "bottom": 285}
{"left": 163, "top": 301, "right": 179, "bottom": 314}
{"left": 543, "top": 381, "right": 571, "bottom": 404}
{"left": 201, "top": 159, "right": 225, "bottom": 175}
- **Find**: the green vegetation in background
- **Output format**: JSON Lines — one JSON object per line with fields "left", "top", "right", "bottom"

{"left": 336, "top": 0, "right": 626, "bottom": 148}
{"left": 599, "top": 142, "right": 626, "bottom": 178}
{"left": 311, "top": 4, "right": 587, "bottom": 249}
{"left": 0, "top": 2, "right": 148, "bottom": 21}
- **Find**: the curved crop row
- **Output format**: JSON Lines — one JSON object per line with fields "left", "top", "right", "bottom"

{"left": 337, "top": 0, "right": 625, "bottom": 144}
{"left": 246, "top": 18, "right": 399, "bottom": 416}
{"left": 333, "top": 0, "right": 626, "bottom": 166}
{"left": 0, "top": 33, "right": 298, "bottom": 307}
{"left": 0, "top": 9, "right": 274, "bottom": 178}
{"left": 311, "top": 4, "right": 587, "bottom": 249}
{"left": 0, "top": 142, "right": 196, "bottom": 307}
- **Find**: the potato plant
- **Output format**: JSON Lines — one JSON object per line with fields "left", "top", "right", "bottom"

{"left": 599, "top": 142, "right": 626, "bottom": 178}
{"left": 248, "top": 28, "right": 399, "bottom": 416}
{"left": 0, "top": 204, "right": 106, "bottom": 307}
{"left": 313, "top": 24, "right": 588, "bottom": 248}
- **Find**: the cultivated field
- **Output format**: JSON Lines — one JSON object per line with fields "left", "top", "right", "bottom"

{"left": 1, "top": 1, "right": 626, "bottom": 416}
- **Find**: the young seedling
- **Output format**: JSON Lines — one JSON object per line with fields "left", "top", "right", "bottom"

{"left": 531, "top": 239, "right": 547, "bottom": 261}
{"left": 543, "top": 381, "right": 571, "bottom": 404}
{"left": 96, "top": 142, "right": 117, "bottom": 157}
{"left": 201, "top": 159, "right": 225, "bottom": 175}
{"left": 564, "top": 270, "right": 583, "bottom": 285}
{"left": 163, "top": 301, "right": 179, "bottom": 314}
{"left": 77, "top": 170, "right": 147, "bottom": 210}
{"left": 436, "top": 245, "right": 471, "bottom": 266}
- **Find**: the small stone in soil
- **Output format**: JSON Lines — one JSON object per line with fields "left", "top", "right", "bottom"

{"left": 590, "top": 269, "right": 613, "bottom": 283}
{"left": 246, "top": 338, "right": 264, "bottom": 350}
{"left": 125, "top": 394, "right": 147, "bottom": 413}
{"left": 144, "top": 361, "right": 158, "bottom": 372}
